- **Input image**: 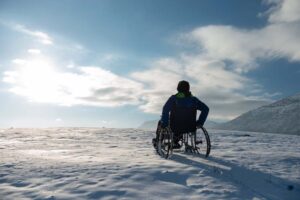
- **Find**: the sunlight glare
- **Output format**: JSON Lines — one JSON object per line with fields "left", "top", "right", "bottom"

{"left": 9, "top": 58, "right": 63, "bottom": 103}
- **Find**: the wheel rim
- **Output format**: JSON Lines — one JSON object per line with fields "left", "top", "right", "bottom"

{"left": 157, "top": 128, "right": 173, "bottom": 158}
{"left": 197, "top": 127, "right": 211, "bottom": 157}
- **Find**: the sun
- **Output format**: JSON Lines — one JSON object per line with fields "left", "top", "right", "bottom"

{"left": 7, "top": 57, "right": 62, "bottom": 104}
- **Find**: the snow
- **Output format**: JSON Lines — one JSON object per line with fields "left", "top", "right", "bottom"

{"left": 0, "top": 127, "right": 299, "bottom": 200}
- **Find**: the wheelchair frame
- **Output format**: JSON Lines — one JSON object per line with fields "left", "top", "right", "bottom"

{"left": 155, "top": 125, "right": 211, "bottom": 159}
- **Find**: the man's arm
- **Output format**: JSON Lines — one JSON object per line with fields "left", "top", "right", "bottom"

{"left": 194, "top": 97, "right": 209, "bottom": 127}
{"left": 161, "top": 95, "right": 175, "bottom": 127}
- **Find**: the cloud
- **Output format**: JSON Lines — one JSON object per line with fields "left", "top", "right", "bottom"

{"left": 264, "top": 0, "right": 300, "bottom": 23}
{"left": 131, "top": 0, "right": 300, "bottom": 120}
{"left": 177, "top": 0, "right": 300, "bottom": 75}
{"left": 12, "top": 59, "right": 27, "bottom": 65}
{"left": 7, "top": 51, "right": 266, "bottom": 121}
{"left": 187, "top": 23, "right": 300, "bottom": 73}
{"left": 3, "top": 58, "right": 143, "bottom": 107}
{"left": 13, "top": 24, "right": 53, "bottom": 45}
{"left": 131, "top": 55, "right": 270, "bottom": 120}
{"left": 0, "top": 21, "right": 54, "bottom": 45}
{"left": 2, "top": 0, "right": 299, "bottom": 121}
{"left": 55, "top": 118, "right": 62, "bottom": 122}
{"left": 27, "top": 49, "right": 41, "bottom": 54}
{"left": 0, "top": 21, "right": 89, "bottom": 66}
{"left": 102, "top": 53, "right": 122, "bottom": 62}
{"left": 100, "top": 120, "right": 112, "bottom": 125}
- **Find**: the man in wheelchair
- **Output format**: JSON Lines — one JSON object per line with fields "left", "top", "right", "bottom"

{"left": 153, "top": 80, "right": 209, "bottom": 149}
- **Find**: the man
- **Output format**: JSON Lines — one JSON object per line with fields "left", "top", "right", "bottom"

{"left": 153, "top": 80, "right": 209, "bottom": 148}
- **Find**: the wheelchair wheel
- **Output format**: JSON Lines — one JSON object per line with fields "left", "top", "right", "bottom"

{"left": 194, "top": 127, "right": 211, "bottom": 157}
{"left": 156, "top": 127, "right": 173, "bottom": 159}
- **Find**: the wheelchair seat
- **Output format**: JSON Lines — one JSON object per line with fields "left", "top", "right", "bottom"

{"left": 170, "top": 103, "right": 197, "bottom": 135}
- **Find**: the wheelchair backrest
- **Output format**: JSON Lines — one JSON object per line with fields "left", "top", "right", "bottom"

{"left": 170, "top": 98, "right": 197, "bottom": 134}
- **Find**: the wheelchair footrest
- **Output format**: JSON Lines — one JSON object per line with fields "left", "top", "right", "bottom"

{"left": 185, "top": 145, "right": 200, "bottom": 154}
{"left": 195, "top": 140, "right": 203, "bottom": 145}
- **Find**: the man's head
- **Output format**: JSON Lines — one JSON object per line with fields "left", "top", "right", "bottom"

{"left": 177, "top": 80, "right": 190, "bottom": 93}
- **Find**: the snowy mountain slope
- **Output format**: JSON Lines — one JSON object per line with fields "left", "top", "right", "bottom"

{"left": 138, "top": 120, "right": 159, "bottom": 130}
{"left": 217, "top": 93, "right": 300, "bottom": 135}
{"left": 0, "top": 128, "right": 299, "bottom": 200}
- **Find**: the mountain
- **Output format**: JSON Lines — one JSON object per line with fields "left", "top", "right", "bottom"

{"left": 205, "top": 120, "right": 220, "bottom": 129}
{"left": 138, "top": 120, "right": 159, "bottom": 130}
{"left": 217, "top": 93, "right": 300, "bottom": 135}
{"left": 138, "top": 119, "right": 219, "bottom": 130}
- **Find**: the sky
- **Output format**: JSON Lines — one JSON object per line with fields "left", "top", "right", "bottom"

{"left": 0, "top": 0, "right": 299, "bottom": 128}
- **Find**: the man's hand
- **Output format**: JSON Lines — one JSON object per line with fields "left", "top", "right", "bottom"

{"left": 196, "top": 120, "right": 203, "bottom": 129}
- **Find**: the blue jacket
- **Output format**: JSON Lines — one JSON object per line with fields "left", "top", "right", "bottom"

{"left": 161, "top": 93, "right": 209, "bottom": 127}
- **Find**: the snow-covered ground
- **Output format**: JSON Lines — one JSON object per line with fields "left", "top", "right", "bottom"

{"left": 0, "top": 128, "right": 299, "bottom": 200}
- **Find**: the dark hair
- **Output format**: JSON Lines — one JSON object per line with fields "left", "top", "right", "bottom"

{"left": 177, "top": 80, "right": 191, "bottom": 96}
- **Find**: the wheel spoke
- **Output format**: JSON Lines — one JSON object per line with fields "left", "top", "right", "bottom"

{"left": 156, "top": 127, "right": 173, "bottom": 159}
{"left": 155, "top": 126, "right": 210, "bottom": 158}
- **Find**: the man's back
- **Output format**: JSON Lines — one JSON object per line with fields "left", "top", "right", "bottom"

{"left": 170, "top": 94, "right": 198, "bottom": 133}
{"left": 161, "top": 93, "right": 209, "bottom": 133}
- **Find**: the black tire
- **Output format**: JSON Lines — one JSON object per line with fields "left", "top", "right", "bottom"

{"left": 195, "top": 127, "right": 211, "bottom": 157}
{"left": 157, "top": 127, "right": 173, "bottom": 159}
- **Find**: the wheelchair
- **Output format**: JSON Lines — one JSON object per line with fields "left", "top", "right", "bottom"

{"left": 154, "top": 121, "right": 211, "bottom": 159}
